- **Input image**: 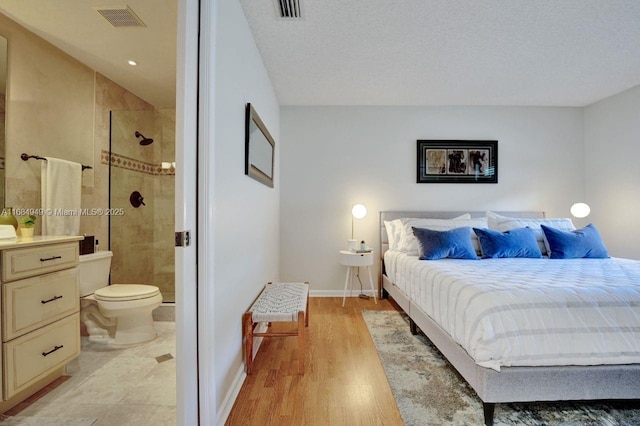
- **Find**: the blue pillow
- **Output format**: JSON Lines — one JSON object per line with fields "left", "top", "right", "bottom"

{"left": 473, "top": 227, "right": 542, "bottom": 259}
{"left": 540, "top": 223, "right": 609, "bottom": 259}
{"left": 412, "top": 226, "right": 478, "bottom": 260}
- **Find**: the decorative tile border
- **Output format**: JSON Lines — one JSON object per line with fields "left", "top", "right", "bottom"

{"left": 101, "top": 150, "right": 174, "bottom": 176}
{"left": 0, "top": 156, "right": 4, "bottom": 171}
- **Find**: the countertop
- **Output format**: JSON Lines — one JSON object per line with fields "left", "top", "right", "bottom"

{"left": 0, "top": 235, "right": 84, "bottom": 249}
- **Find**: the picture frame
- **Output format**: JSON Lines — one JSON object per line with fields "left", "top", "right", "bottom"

{"left": 245, "top": 103, "right": 275, "bottom": 188}
{"left": 416, "top": 140, "right": 498, "bottom": 184}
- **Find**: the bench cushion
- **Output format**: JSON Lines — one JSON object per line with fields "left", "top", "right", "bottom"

{"left": 249, "top": 282, "right": 309, "bottom": 322}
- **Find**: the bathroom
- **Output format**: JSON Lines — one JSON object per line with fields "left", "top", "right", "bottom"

{"left": 0, "top": 3, "right": 177, "bottom": 423}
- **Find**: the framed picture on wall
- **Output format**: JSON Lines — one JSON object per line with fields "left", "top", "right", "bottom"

{"left": 417, "top": 140, "right": 498, "bottom": 183}
{"left": 245, "top": 103, "right": 275, "bottom": 188}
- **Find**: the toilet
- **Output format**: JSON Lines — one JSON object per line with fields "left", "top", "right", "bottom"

{"left": 78, "top": 251, "right": 163, "bottom": 345}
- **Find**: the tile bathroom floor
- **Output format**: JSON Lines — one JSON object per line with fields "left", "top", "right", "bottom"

{"left": 0, "top": 321, "right": 176, "bottom": 426}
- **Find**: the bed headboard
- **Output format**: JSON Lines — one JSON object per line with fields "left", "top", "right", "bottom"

{"left": 379, "top": 211, "right": 546, "bottom": 259}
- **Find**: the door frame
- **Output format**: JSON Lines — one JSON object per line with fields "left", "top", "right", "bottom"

{"left": 175, "top": 0, "right": 217, "bottom": 423}
{"left": 197, "top": 0, "right": 217, "bottom": 423}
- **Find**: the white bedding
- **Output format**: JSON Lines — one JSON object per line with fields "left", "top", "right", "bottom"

{"left": 384, "top": 250, "right": 640, "bottom": 371}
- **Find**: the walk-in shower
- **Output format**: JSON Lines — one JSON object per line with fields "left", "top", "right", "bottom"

{"left": 109, "top": 109, "right": 175, "bottom": 302}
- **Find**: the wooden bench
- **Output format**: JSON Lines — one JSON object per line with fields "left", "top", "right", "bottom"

{"left": 243, "top": 282, "right": 310, "bottom": 375}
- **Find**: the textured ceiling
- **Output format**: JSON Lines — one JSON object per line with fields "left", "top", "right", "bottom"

{"left": 0, "top": 0, "right": 176, "bottom": 108}
{"left": 239, "top": 0, "right": 640, "bottom": 106}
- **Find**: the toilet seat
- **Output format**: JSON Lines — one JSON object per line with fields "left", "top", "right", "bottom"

{"left": 94, "top": 284, "right": 161, "bottom": 302}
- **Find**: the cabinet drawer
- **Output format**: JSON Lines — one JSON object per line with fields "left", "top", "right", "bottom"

{"left": 3, "top": 313, "right": 80, "bottom": 399}
{"left": 2, "top": 242, "right": 79, "bottom": 282}
{"left": 3, "top": 268, "right": 79, "bottom": 341}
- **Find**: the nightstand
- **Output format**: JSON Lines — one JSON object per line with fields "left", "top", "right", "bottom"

{"left": 339, "top": 250, "right": 377, "bottom": 307}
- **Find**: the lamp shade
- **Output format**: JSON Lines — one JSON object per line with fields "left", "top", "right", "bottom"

{"left": 352, "top": 204, "right": 367, "bottom": 219}
{"left": 570, "top": 202, "right": 590, "bottom": 218}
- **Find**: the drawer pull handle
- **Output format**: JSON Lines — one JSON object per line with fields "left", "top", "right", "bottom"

{"left": 41, "top": 295, "right": 63, "bottom": 304}
{"left": 42, "top": 345, "right": 64, "bottom": 357}
{"left": 40, "top": 256, "right": 62, "bottom": 262}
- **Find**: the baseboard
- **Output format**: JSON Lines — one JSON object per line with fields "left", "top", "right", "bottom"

{"left": 216, "top": 364, "right": 245, "bottom": 426}
{"left": 310, "top": 289, "right": 378, "bottom": 297}
{"left": 216, "top": 322, "right": 268, "bottom": 426}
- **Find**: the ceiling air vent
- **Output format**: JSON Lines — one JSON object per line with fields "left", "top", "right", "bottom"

{"left": 274, "top": 0, "right": 304, "bottom": 19}
{"left": 96, "top": 6, "right": 146, "bottom": 28}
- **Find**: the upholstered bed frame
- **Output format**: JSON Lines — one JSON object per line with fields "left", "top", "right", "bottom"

{"left": 379, "top": 211, "right": 640, "bottom": 426}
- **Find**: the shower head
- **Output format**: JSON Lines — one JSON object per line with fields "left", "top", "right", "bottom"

{"left": 135, "top": 131, "right": 154, "bottom": 146}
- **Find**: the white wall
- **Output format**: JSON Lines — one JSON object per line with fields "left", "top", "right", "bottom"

{"left": 280, "top": 106, "right": 584, "bottom": 292}
{"left": 584, "top": 84, "right": 640, "bottom": 259}
{"left": 214, "top": 0, "right": 280, "bottom": 414}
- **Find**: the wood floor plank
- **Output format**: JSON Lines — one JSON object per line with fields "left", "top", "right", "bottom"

{"left": 226, "top": 297, "right": 404, "bottom": 425}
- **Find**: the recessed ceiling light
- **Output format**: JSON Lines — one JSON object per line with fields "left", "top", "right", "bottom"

{"left": 128, "top": 60, "right": 138, "bottom": 66}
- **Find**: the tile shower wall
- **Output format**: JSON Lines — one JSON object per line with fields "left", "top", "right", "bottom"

{"left": 109, "top": 109, "right": 175, "bottom": 302}
{"left": 109, "top": 110, "right": 155, "bottom": 289}
{"left": 154, "top": 109, "right": 176, "bottom": 302}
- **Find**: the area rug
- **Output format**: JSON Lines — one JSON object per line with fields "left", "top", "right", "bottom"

{"left": 362, "top": 310, "right": 640, "bottom": 426}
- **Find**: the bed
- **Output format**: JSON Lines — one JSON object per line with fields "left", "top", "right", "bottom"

{"left": 379, "top": 211, "right": 640, "bottom": 426}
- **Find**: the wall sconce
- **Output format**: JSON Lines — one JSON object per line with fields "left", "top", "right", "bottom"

{"left": 570, "top": 202, "right": 590, "bottom": 219}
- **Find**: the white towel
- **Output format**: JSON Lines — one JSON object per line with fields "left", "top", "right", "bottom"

{"left": 41, "top": 157, "right": 82, "bottom": 236}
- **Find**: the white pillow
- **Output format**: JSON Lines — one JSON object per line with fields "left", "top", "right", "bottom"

{"left": 395, "top": 214, "right": 471, "bottom": 253}
{"left": 486, "top": 212, "right": 575, "bottom": 255}
{"left": 384, "top": 219, "right": 405, "bottom": 251}
{"left": 400, "top": 215, "right": 489, "bottom": 255}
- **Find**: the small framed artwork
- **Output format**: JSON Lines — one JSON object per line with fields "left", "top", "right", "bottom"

{"left": 245, "top": 103, "right": 275, "bottom": 188}
{"left": 416, "top": 140, "right": 498, "bottom": 183}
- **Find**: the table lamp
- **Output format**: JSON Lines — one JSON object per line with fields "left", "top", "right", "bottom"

{"left": 348, "top": 203, "right": 367, "bottom": 251}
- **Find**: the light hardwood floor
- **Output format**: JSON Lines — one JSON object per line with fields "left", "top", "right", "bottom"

{"left": 226, "top": 297, "right": 405, "bottom": 425}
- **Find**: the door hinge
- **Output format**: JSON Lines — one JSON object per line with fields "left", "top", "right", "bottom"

{"left": 175, "top": 230, "right": 191, "bottom": 247}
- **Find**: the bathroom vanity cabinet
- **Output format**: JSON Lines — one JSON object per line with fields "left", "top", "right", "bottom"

{"left": 0, "top": 236, "right": 83, "bottom": 412}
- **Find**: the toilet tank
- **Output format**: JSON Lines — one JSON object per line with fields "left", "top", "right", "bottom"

{"left": 78, "top": 251, "right": 113, "bottom": 297}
